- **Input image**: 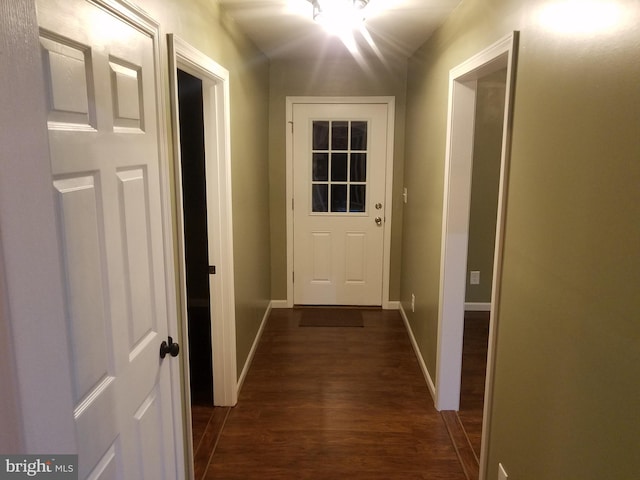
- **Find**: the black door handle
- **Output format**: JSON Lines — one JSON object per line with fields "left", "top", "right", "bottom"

{"left": 160, "top": 336, "right": 180, "bottom": 359}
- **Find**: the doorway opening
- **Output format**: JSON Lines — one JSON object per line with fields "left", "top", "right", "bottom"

{"left": 459, "top": 67, "right": 507, "bottom": 459}
{"left": 168, "top": 34, "right": 238, "bottom": 479}
{"left": 435, "top": 33, "right": 519, "bottom": 480}
{"left": 177, "top": 69, "right": 214, "bottom": 405}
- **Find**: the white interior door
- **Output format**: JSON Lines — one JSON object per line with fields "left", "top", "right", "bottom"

{"left": 37, "top": 0, "right": 183, "bottom": 478}
{"left": 293, "top": 103, "right": 388, "bottom": 305}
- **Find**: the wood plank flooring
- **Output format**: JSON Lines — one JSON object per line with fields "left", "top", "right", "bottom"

{"left": 459, "top": 311, "right": 490, "bottom": 459}
{"left": 191, "top": 405, "right": 230, "bottom": 480}
{"left": 191, "top": 308, "right": 487, "bottom": 480}
{"left": 441, "top": 411, "right": 479, "bottom": 480}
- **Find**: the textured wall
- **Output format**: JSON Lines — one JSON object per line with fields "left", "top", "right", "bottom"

{"left": 466, "top": 69, "right": 505, "bottom": 304}
{"left": 268, "top": 55, "right": 407, "bottom": 303}
{"left": 402, "top": 0, "right": 640, "bottom": 477}
{"left": 134, "top": 0, "right": 272, "bottom": 376}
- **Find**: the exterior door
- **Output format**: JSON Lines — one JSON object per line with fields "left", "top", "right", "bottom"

{"left": 293, "top": 103, "right": 389, "bottom": 305}
{"left": 37, "top": 0, "right": 183, "bottom": 478}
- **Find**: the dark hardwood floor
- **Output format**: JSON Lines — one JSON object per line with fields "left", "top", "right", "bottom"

{"left": 191, "top": 404, "right": 230, "bottom": 480}
{"left": 438, "top": 310, "right": 490, "bottom": 480}
{"left": 459, "top": 311, "right": 490, "bottom": 459}
{"left": 191, "top": 308, "right": 488, "bottom": 480}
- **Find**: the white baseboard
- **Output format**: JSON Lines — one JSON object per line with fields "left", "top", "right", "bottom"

{"left": 270, "top": 300, "right": 290, "bottom": 309}
{"left": 272, "top": 300, "right": 398, "bottom": 309}
{"left": 465, "top": 302, "right": 491, "bottom": 312}
{"left": 398, "top": 304, "right": 436, "bottom": 402}
{"left": 237, "top": 301, "right": 272, "bottom": 394}
{"left": 384, "top": 300, "right": 400, "bottom": 310}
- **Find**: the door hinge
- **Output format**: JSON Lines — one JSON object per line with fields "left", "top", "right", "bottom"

{"left": 292, "top": 271, "right": 295, "bottom": 283}
{"left": 292, "top": 198, "right": 294, "bottom": 210}
{"left": 209, "top": 265, "right": 216, "bottom": 275}
{"left": 288, "top": 121, "right": 293, "bottom": 133}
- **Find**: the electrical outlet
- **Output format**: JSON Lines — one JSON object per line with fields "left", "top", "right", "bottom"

{"left": 470, "top": 270, "right": 480, "bottom": 285}
{"left": 498, "top": 463, "right": 508, "bottom": 480}
{"left": 411, "top": 293, "right": 415, "bottom": 313}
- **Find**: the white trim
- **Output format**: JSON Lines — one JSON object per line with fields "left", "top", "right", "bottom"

{"left": 272, "top": 299, "right": 398, "bottom": 310}
{"left": 399, "top": 304, "right": 436, "bottom": 401}
{"left": 433, "top": 32, "right": 519, "bottom": 480}
{"left": 385, "top": 300, "right": 400, "bottom": 310}
{"left": 464, "top": 302, "right": 491, "bottom": 312}
{"left": 270, "top": 300, "right": 290, "bottom": 309}
{"left": 150, "top": 17, "right": 188, "bottom": 480}
{"left": 167, "top": 35, "right": 238, "bottom": 414}
{"left": 285, "top": 96, "right": 396, "bottom": 308}
{"left": 237, "top": 302, "right": 272, "bottom": 393}
{"left": 436, "top": 33, "right": 516, "bottom": 410}
{"left": 479, "top": 33, "right": 519, "bottom": 480}
{"left": 381, "top": 99, "right": 396, "bottom": 310}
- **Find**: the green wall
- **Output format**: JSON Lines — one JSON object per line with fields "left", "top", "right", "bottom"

{"left": 135, "top": 0, "right": 272, "bottom": 376}
{"left": 268, "top": 55, "right": 407, "bottom": 303}
{"left": 402, "top": 0, "right": 640, "bottom": 477}
{"left": 466, "top": 69, "right": 505, "bottom": 304}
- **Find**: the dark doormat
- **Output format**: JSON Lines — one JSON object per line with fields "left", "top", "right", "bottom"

{"left": 299, "top": 308, "right": 364, "bottom": 327}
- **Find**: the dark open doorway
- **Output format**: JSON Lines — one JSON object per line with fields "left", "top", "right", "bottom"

{"left": 177, "top": 68, "right": 214, "bottom": 405}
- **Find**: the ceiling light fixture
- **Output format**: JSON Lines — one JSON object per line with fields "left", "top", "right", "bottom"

{"left": 309, "top": 0, "right": 370, "bottom": 32}
{"left": 538, "top": 0, "right": 623, "bottom": 35}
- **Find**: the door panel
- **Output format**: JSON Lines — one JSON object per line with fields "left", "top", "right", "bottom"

{"left": 133, "top": 388, "right": 165, "bottom": 479}
{"left": 37, "top": 0, "right": 181, "bottom": 478}
{"left": 117, "top": 167, "right": 156, "bottom": 350}
{"left": 345, "top": 233, "right": 366, "bottom": 282}
{"left": 310, "top": 232, "right": 331, "bottom": 282}
{"left": 53, "top": 176, "right": 111, "bottom": 402}
{"left": 293, "top": 103, "right": 388, "bottom": 305}
{"left": 88, "top": 444, "right": 119, "bottom": 480}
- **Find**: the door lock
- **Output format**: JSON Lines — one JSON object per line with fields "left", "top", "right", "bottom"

{"left": 160, "top": 336, "right": 180, "bottom": 359}
{"left": 375, "top": 203, "right": 383, "bottom": 210}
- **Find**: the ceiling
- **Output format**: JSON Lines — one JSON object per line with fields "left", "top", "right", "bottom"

{"left": 217, "top": 0, "right": 463, "bottom": 60}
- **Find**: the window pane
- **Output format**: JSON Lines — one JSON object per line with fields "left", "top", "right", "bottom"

{"left": 331, "top": 153, "right": 348, "bottom": 181}
{"left": 313, "top": 121, "right": 329, "bottom": 150}
{"left": 351, "top": 121, "right": 367, "bottom": 150}
{"left": 331, "top": 121, "right": 348, "bottom": 150}
{"left": 312, "top": 153, "right": 328, "bottom": 181}
{"left": 350, "top": 153, "right": 367, "bottom": 182}
{"left": 312, "top": 184, "right": 328, "bottom": 212}
{"left": 331, "top": 185, "right": 347, "bottom": 212}
{"left": 350, "top": 185, "right": 366, "bottom": 212}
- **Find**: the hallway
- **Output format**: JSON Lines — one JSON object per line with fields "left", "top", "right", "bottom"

{"left": 191, "top": 308, "right": 478, "bottom": 479}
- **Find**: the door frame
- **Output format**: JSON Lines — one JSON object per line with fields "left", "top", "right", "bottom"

{"left": 285, "top": 96, "right": 396, "bottom": 308}
{"left": 435, "top": 32, "right": 518, "bottom": 479}
{"left": 167, "top": 35, "right": 238, "bottom": 416}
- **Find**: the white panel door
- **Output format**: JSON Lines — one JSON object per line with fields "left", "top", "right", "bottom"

{"left": 37, "top": 0, "right": 182, "bottom": 478}
{"left": 293, "top": 103, "right": 388, "bottom": 305}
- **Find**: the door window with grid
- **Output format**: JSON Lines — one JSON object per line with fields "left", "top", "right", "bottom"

{"left": 311, "top": 120, "right": 368, "bottom": 213}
